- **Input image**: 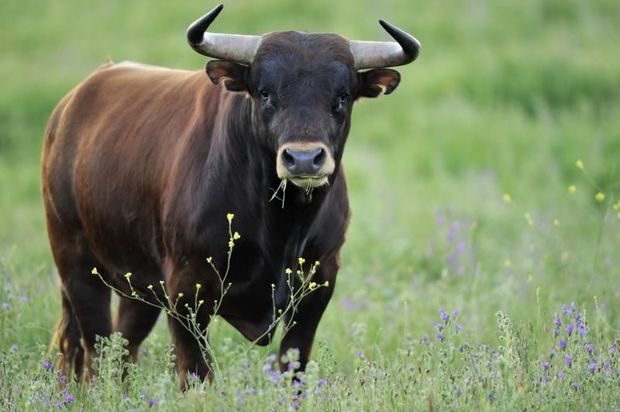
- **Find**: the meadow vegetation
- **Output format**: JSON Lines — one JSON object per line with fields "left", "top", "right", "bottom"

{"left": 1, "top": 0, "right": 619, "bottom": 409}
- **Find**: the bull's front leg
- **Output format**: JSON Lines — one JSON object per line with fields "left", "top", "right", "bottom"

{"left": 165, "top": 260, "right": 215, "bottom": 390}
{"left": 278, "top": 253, "right": 338, "bottom": 374}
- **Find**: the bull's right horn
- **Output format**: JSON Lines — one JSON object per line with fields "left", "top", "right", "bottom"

{"left": 187, "top": 4, "right": 262, "bottom": 64}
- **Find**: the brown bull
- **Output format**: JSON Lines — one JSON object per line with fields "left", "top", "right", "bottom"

{"left": 42, "top": 4, "right": 420, "bottom": 388}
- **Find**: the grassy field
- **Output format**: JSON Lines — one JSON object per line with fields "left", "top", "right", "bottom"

{"left": 1, "top": 0, "right": 620, "bottom": 409}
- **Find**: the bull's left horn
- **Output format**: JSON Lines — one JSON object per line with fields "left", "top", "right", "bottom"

{"left": 349, "top": 19, "right": 421, "bottom": 69}
{"left": 187, "top": 4, "right": 262, "bottom": 64}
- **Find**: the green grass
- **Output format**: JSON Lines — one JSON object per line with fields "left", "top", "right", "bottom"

{"left": 2, "top": 0, "right": 620, "bottom": 409}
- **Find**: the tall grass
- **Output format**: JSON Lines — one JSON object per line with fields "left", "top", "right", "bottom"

{"left": 1, "top": 0, "right": 619, "bottom": 409}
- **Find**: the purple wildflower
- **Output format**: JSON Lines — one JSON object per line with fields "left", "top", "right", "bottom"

{"left": 565, "top": 354, "right": 573, "bottom": 368}
{"left": 542, "top": 360, "right": 550, "bottom": 370}
{"left": 557, "top": 371, "right": 565, "bottom": 380}
{"left": 268, "top": 370, "right": 281, "bottom": 384}
{"left": 266, "top": 353, "right": 277, "bottom": 363}
{"left": 434, "top": 323, "right": 444, "bottom": 332}
{"left": 436, "top": 333, "right": 445, "bottom": 342}
{"left": 559, "top": 339, "right": 567, "bottom": 350}
{"left": 20, "top": 295, "right": 28, "bottom": 303}
{"left": 10, "top": 344, "right": 18, "bottom": 353}
{"left": 2, "top": 302, "right": 9, "bottom": 311}
{"left": 553, "top": 315, "right": 561, "bottom": 326}
{"left": 542, "top": 374, "right": 550, "bottom": 383}
{"left": 66, "top": 394, "right": 74, "bottom": 403}
{"left": 588, "top": 362, "right": 597, "bottom": 373}
{"left": 565, "top": 323, "right": 574, "bottom": 336}
{"left": 584, "top": 342, "right": 594, "bottom": 355}
{"left": 148, "top": 399, "right": 158, "bottom": 407}
{"left": 572, "top": 382, "right": 581, "bottom": 391}
{"left": 440, "top": 308, "right": 449, "bottom": 323}
{"left": 439, "top": 308, "right": 450, "bottom": 323}
{"left": 42, "top": 360, "right": 54, "bottom": 371}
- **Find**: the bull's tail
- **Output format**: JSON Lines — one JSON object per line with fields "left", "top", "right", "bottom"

{"left": 48, "top": 289, "right": 84, "bottom": 379}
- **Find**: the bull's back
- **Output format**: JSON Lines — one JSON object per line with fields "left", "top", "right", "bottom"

{"left": 42, "top": 62, "right": 217, "bottom": 270}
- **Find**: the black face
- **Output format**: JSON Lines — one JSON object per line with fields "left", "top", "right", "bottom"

{"left": 206, "top": 31, "right": 401, "bottom": 189}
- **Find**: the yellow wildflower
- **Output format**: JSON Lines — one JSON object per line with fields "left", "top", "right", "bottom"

{"left": 575, "top": 160, "right": 584, "bottom": 170}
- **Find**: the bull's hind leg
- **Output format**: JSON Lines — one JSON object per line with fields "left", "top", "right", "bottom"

{"left": 113, "top": 296, "right": 161, "bottom": 362}
{"left": 48, "top": 227, "right": 112, "bottom": 380}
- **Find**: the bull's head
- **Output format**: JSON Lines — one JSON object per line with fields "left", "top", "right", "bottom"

{"left": 187, "top": 4, "right": 420, "bottom": 190}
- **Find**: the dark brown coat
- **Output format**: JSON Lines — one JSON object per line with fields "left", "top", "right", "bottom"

{"left": 42, "top": 31, "right": 404, "bottom": 388}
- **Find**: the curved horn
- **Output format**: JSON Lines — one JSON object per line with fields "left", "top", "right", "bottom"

{"left": 187, "top": 4, "right": 262, "bottom": 64}
{"left": 349, "top": 19, "right": 421, "bottom": 69}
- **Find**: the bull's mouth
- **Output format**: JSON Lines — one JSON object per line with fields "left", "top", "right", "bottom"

{"left": 288, "top": 175, "right": 329, "bottom": 189}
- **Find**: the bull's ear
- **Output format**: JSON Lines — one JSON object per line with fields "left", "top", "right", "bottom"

{"left": 206, "top": 60, "right": 250, "bottom": 92}
{"left": 357, "top": 68, "right": 401, "bottom": 98}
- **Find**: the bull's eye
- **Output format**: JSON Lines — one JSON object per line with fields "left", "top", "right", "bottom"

{"left": 334, "top": 92, "right": 349, "bottom": 114}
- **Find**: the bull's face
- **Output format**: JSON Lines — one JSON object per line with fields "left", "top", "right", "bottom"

{"left": 187, "top": 4, "right": 420, "bottom": 190}
{"left": 206, "top": 33, "right": 402, "bottom": 189}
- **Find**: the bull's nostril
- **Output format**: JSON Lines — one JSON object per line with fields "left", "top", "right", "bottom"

{"left": 283, "top": 149, "right": 296, "bottom": 170}
{"left": 312, "top": 148, "right": 325, "bottom": 169}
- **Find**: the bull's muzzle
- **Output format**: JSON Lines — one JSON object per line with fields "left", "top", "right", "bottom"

{"left": 276, "top": 142, "right": 335, "bottom": 188}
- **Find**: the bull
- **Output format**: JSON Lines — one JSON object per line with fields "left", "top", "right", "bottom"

{"left": 41, "top": 4, "right": 420, "bottom": 388}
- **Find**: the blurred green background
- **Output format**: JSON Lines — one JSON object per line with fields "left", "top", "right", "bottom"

{"left": 1, "top": 0, "right": 619, "bottom": 369}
